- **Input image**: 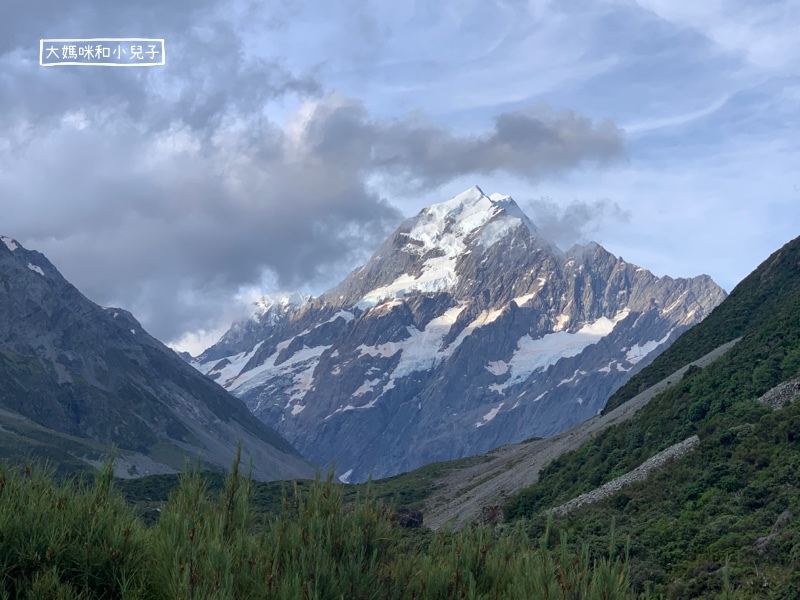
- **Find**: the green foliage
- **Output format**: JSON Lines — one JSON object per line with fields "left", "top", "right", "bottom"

{"left": 0, "top": 452, "right": 634, "bottom": 599}
{"left": 0, "top": 461, "right": 152, "bottom": 598}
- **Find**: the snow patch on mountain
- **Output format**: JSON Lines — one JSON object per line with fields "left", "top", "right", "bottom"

{"left": 476, "top": 402, "right": 504, "bottom": 427}
{"left": 1, "top": 236, "right": 18, "bottom": 252}
{"left": 326, "top": 398, "right": 380, "bottom": 420}
{"left": 554, "top": 314, "right": 571, "bottom": 331}
{"left": 478, "top": 217, "right": 525, "bottom": 247}
{"left": 513, "top": 293, "right": 537, "bottom": 306}
{"left": 230, "top": 344, "right": 331, "bottom": 394}
{"left": 356, "top": 260, "right": 457, "bottom": 309}
{"left": 200, "top": 342, "right": 265, "bottom": 387}
{"left": 626, "top": 329, "right": 673, "bottom": 365}
{"left": 387, "top": 305, "right": 466, "bottom": 380}
{"left": 486, "top": 361, "right": 509, "bottom": 376}
{"left": 491, "top": 309, "right": 630, "bottom": 392}
{"left": 327, "top": 310, "right": 355, "bottom": 323}
{"left": 27, "top": 263, "right": 44, "bottom": 276}
{"left": 353, "top": 378, "right": 382, "bottom": 397}
{"left": 558, "top": 369, "right": 587, "bottom": 387}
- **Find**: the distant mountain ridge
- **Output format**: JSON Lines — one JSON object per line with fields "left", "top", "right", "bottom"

{"left": 193, "top": 187, "right": 726, "bottom": 481}
{"left": 0, "top": 235, "right": 315, "bottom": 480}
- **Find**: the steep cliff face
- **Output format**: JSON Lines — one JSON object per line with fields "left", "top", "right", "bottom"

{"left": 193, "top": 187, "right": 726, "bottom": 481}
{"left": 0, "top": 235, "right": 315, "bottom": 481}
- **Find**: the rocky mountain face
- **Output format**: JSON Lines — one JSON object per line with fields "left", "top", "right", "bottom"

{"left": 0, "top": 235, "right": 315, "bottom": 480}
{"left": 192, "top": 187, "right": 727, "bottom": 482}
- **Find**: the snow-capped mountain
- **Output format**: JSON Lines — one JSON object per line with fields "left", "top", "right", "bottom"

{"left": 193, "top": 186, "right": 727, "bottom": 482}
{"left": 198, "top": 292, "right": 312, "bottom": 365}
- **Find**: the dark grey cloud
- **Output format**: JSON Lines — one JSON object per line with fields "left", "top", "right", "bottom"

{"left": 368, "top": 106, "right": 625, "bottom": 191}
{"left": 3, "top": 108, "right": 400, "bottom": 341}
{"left": 1, "top": 3, "right": 626, "bottom": 346}
{"left": 524, "top": 198, "right": 632, "bottom": 250}
{"left": 298, "top": 97, "right": 625, "bottom": 191}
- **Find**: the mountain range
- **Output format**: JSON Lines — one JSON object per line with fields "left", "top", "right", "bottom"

{"left": 111, "top": 231, "right": 800, "bottom": 598}
{"left": 191, "top": 186, "right": 727, "bottom": 482}
{"left": 0, "top": 234, "right": 314, "bottom": 480}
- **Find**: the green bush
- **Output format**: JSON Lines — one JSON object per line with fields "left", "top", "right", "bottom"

{"left": 0, "top": 453, "right": 635, "bottom": 599}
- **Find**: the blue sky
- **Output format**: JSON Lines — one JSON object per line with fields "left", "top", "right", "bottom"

{"left": 2, "top": 0, "right": 798, "bottom": 353}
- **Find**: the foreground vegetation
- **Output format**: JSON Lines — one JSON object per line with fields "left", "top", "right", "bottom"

{"left": 1, "top": 452, "right": 635, "bottom": 600}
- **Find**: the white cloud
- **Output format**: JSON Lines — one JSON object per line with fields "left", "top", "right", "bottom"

{"left": 618, "top": 0, "right": 800, "bottom": 70}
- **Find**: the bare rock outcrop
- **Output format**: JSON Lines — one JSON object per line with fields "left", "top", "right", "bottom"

{"left": 758, "top": 377, "right": 800, "bottom": 410}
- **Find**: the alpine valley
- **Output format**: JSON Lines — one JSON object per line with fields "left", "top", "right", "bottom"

{"left": 192, "top": 186, "right": 727, "bottom": 482}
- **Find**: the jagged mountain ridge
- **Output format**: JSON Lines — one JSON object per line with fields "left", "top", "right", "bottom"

{"left": 193, "top": 187, "right": 726, "bottom": 482}
{"left": 0, "top": 235, "right": 315, "bottom": 480}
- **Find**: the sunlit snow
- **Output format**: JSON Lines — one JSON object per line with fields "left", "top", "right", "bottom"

{"left": 356, "top": 187, "right": 538, "bottom": 308}
{"left": 327, "top": 310, "right": 355, "bottom": 323}
{"left": 254, "top": 291, "right": 311, "bottom": 313}
{"left": 513, "top": 293, "right": 536, "bottom": 306}
{"left": 1, "top": 236, "right": 18, "bottom": 251}
{"left": 27, "top": 263, "right": 44, "bottom": 276}
{"left": 554, "top": 314, "right": 570, "bottom": 331}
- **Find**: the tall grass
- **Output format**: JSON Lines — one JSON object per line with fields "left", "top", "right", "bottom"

{"left": 0, "top": 453, "right": 636, "bottom": 599}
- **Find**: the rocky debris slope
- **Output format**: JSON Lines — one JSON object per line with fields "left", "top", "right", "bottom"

{"left": 754, "top": 510, "right": 794, "bottom": 553}
{"left": 758, "top": 377, "right": 800, "bottom": 409}
{"left": 551, "top": 435, "right": 700, "bottom": 516}
{"left": 422, "top": 338, "right": 740, "bottom": 530}
{"left": 194, "top": 187, "right": 727, "bottom": 481}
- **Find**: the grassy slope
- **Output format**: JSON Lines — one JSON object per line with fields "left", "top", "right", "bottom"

{"left": 503, "top": 235, "right": 800, "bottom": 597}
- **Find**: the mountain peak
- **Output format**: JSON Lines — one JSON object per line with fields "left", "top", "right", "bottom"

{"left": 254, "top": 291, "right": 312, "bottom": 313}
{"left": 1, "top": 235, "right": 20, "bottom": 252}
{"left": 192, "top": 185, "right": 727, "bottom": 481}
{"left": 407, "top": 186, "right": 539, "bottom": 252}
{"left": 325, "top": 187, "right": 560, "bottom": 309}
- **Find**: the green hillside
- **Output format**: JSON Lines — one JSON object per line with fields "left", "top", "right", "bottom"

{"left": 604, "top": 236, "right": 800, "bottom": 414}
{"left": 504, "top": 235, "right": 800, "bottom": 597}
